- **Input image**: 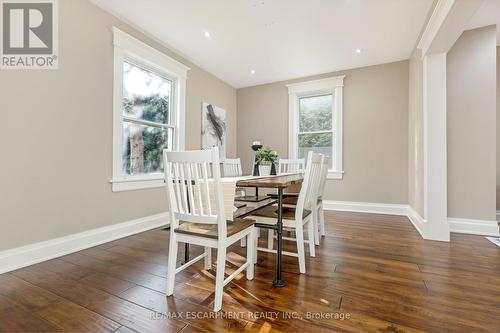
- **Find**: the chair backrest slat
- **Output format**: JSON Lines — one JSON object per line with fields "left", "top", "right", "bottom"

{"left": 278, "top": 158, "right": 305, "bottom": 174}
{"left": 179, "top": 163, "right": 189, "bottom": 213}
{"left": 172, "top": 163, "right": 184, "bottom": 214}
{"left": 164, "top": 148, "right": 227, "bottom": 238}
{"left": 201, "top": 162, "right": 212, "bottom": 216}
{"left": 185, "top": 163, "right": 196, "bottom": 214}
{"left": 223, "top": 158, "right": 243, "bottom": 177}
{"left": 193, "top": 162, "right": 204, "bottom": 215}
{"left": 318, "top": 158, "right": 329, "bottom": 200}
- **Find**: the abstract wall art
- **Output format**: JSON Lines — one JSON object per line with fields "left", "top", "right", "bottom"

{"left": 202, "top": 103, "right": 226, "bottom": 159}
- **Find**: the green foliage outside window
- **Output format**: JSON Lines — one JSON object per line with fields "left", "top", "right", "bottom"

{"left": 123, "top": 94, "right": 169, "bottom": 175}
{"left": 299, "top": 95, "right": 332, "bottom": 132}
{"left": 298, "top": 94, "right": 334, "bottom": 168}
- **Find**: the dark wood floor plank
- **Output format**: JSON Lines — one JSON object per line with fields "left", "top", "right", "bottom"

{"left": 80, "top": 272, "right": 137, "bottom": 295}
{"left": 0, "top": 294, "right": 65, "bottom": 332}
{"left": 112, "top": 326, "right": 138, "bottom": 333}
{"left": 86, "top": 295, "right": 187, "bottom": 333}
{"left": 36, "top": 300, "right": 122, "bottom": 332}
{"left": 0, "top": 273, "right": 122, "bottom": 332}
{"left": 11, "top": 265, "right": 187, "bottom": 333}
{"left": 341, "top": 294, "right": 497, "bottom": 333}
{"left": 0, "top": 273, "right": 63, "bottom": 311}
{"left": 178, "top": 324, "right": 210, "bottom": 333}
{"left": 11, "top": 265, "right": 116, "bottom": 307}
{"left": 60, "top": 252, "right": 170, "bottom": 293}
{"left": 120, "top": 285, "right": 249, "bottom": 332}
{"left": 35, "top": 258, "right": 96, "bottom": 280}
{"left": 82, "top": 247, "right": 170, "bottom": 278}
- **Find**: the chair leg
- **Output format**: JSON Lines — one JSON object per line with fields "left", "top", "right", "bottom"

{"left": 240, "top": 237, "right": 247, "bottom": 248}
{"left": 214, "top": 246, "right": 227, "bottom": 312}
{"left": 166, "top": 233, "right": 178, "bottom": 296}
{"left": 295, "top": 224, "right": 306, "bottom": 274}
{"left": 253, "top": 227, "right": 258, "bottom": 264}
{"left": 204, "top": 247, "right": 212, "bottom": 270}
{"left": 313, "top": 209, "right": 320, "bottom": 246}
{"left": 307, "top": 219, "right": 316, "bottom": 257}
{"left": 246, "top": 229, "right": 255, "bottom": 280}
{"left": 267, "top": 229, "right": 274, "bottom": 250}
{"left": 319, "top": 203, "right": 326, "bottom": 236}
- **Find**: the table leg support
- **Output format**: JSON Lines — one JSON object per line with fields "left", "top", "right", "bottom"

{"left": 272, "top": 187, "right": 286, "bottom": 287}
{"left": 183, "top": 243, "right": 189, "bottom": 264}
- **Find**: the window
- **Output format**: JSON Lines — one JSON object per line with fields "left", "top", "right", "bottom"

{"left": 111, "top": 28, "right": 189, "bottom": 191}
{"left": 287, "top": 76, "right": 344, "bottom": 179}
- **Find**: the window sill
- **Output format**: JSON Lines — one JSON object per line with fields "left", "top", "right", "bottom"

{"left": 110, "top": 176, "right": 165, "bottom": 192}
{"left": 327, "top": 170, "right": 344, "bottom": 180}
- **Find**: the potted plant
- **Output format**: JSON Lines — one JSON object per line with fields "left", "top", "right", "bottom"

{"left": 255, "top": 146, "right": 278, "bottom": 176}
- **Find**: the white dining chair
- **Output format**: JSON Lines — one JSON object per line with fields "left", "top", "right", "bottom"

{"left": 271, "top": 157, "right": 305, "bottom": 203}
{"left": 248, "top": 151, "right": 323, "bottom": 274}
{"left": 266, "top": 158, "right": 305, "bottom": 206}
{"left": 278, "top": 158, "right": 305, "bottom": 174}
{"left": 164, "top": 147, "right": 255, "bottom": 312}
{"left": 275, "top": 154, "right": 327, "bottom": 246}
{"left": 223, "top": 158, "right": 243, "bottom": 177}
{"left": 222, "top": 157, "right": 246, "bottom": 202}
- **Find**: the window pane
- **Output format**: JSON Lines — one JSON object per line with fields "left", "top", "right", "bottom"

{"left": 298, "top": 132, "right": 333, "bottom": 168}
{"left": 123, "top": 61, "right": 172, "bottom": 124}
{"left": 122, "top": 122, "right": 170, "bottom": 175}
{"left": 299, "top": 94, "right": 332, "bottom": 132}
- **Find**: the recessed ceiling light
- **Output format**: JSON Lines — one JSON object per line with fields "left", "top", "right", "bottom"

{"left": 356, "top": 49, "right": 361, "bottom": 54}
{"left": 250, "top": 69, "right": 256, "bottom": 74}
{"left": 204, "top": 31, "right": 211, "bottom": 38}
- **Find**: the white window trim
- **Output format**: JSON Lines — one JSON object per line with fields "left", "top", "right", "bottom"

{"left": 287, "top": 75, "right": 345, "bottom": 179}
{"left": 110, "top": 27, "right": 190, "bottom": 192}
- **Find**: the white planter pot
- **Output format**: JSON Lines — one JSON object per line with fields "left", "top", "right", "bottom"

{"left": 259, "top": 165, "right": 272, "bottom": 176}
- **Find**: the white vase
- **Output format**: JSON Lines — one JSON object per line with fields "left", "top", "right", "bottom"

{"left": 259, "top": 164, "right": 272, "bottom": 176}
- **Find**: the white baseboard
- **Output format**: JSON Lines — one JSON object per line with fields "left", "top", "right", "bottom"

{"left": 322, "top": 200, "right": 408, "bottom": 216}
{"left": 406, "top": 206, "right": 426, "bottom": 237}
{"left": 323, "top": 200, "right": 499, "bottom": 237}
{"left": 449, "top": 218, "right": 499, "bottom": 236}
{"left": 0, "top": 212, "right": 169, "bottom": 275}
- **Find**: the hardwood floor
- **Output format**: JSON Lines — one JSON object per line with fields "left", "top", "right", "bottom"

{"left": 1, "top": 211, "right": 499, "bottom": 332}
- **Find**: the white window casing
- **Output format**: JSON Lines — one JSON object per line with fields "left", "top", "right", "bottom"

{"left": 110, "top": 27, "right": 189, "bottom": 192}
{"left": 287, "top": 75, "right": 345, "bottom": 179}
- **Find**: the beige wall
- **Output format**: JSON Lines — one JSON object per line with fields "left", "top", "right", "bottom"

{"left": 408, "top": 49, "right": 425, "bottom": 217}
{"left": 497, "top": 46, "right": 500, "bottom": 210}
{"left": 237, "top": 61, "right": 409, "bottom": 204}
{"left": 0, "top": 0, "right": 237, "bottom": 251}
{"left": 447, "top": 26, "right": 497, "bottom": 221}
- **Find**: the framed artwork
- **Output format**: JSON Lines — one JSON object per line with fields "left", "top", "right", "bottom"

{"left": 202, "top": 103, "right": 226, "bottom": 159}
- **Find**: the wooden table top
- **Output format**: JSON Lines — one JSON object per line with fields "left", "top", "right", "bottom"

{"left": 236, "top": 173, "right": 303, "bottom": 188}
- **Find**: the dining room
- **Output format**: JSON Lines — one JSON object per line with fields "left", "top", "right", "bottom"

{"left": 0, "top": 0, "right": 499, "bottom": 332}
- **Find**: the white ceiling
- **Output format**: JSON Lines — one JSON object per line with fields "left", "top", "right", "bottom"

{"left": 92, "top": 0, "right": 434, "bottom": 88}
{"left": 467, "top": 0, "right": 500, "bottom": 44}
